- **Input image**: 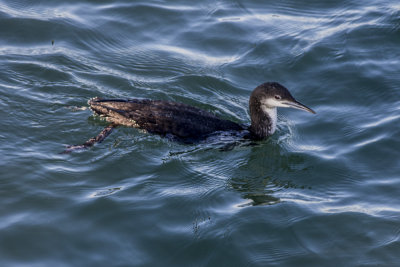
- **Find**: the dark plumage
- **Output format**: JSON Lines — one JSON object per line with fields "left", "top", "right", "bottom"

{"left": 63, "top": 82, "right": 315, "bottom": 152}
{"left": 89, "top": 98, "right": 245, "bottom": 140}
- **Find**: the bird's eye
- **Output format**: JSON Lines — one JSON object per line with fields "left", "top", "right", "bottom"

{"left": 274, "top": 95, "right": 282, "bottom": 100}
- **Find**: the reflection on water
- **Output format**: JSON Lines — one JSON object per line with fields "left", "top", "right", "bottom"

{"left": 89, "top": 187, "right": 123, "bottom": 198}
{"left": 230, "top": 145, "right": 312, "bottom": 206}
{"left": 231, "top": 175, "right": 311, "bottom": 206}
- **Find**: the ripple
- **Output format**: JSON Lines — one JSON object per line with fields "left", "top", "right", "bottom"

{"left": 0, "top": 2, "right": 85, "bottom": 23}
{"left": 152, "top": 44, "right": 240, "bottom": 66}
{"left": 353, "top": 133, "right": 386, "bottom": 148}
{"left": 88, "top": 187, "right": 123, "bottom": 198}
{"left": 319, "top": 204, "right": 400, "bottom": 217}
{"left": 361, "top": 113, "right": 400, "bottom": 129}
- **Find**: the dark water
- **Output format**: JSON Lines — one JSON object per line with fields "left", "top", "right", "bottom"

{"left": 1, "top": 0, "right": 400, "bottom": 266}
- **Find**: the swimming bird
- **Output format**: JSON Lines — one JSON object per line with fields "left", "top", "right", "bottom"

{"left": 63, "top": 82, "right": 315, "bottom": 152}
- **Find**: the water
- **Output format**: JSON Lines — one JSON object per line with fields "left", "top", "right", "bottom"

{"left": 1, "top": 0, "right": 400, "bottom": 265}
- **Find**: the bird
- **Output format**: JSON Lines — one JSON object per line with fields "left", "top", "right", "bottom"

{"left": 63, "top": 82, "right": 315, "bottom": 153}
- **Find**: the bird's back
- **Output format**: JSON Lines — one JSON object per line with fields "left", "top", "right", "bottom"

{"left": 89, "top": 98, "right": 244, "bottom": 140}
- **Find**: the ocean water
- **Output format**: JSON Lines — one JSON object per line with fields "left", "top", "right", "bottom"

{"left": 1, "top": 0, "right": 400, "bottom": 266}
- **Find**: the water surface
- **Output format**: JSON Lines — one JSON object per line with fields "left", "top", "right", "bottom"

{"left": 1, "top": 0, "right": 400, "bottom": 266}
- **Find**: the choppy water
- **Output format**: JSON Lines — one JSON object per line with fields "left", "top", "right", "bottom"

{"left": 1, "top": 0, "right": 400, "bottom": 266}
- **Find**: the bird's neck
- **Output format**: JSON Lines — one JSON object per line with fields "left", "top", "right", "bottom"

{"left": 249, "top": 104, "right": 277, "bottom": 140}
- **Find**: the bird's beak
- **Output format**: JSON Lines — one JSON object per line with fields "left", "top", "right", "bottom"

{"left": 284, "top": 99, "right": 316, "bottom": 114}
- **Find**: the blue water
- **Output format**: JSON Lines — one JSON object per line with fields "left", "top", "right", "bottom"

{"left": 1, "top": 0, "right": 400, "bottom": 266}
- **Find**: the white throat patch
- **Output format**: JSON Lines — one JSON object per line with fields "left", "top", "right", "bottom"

{"left": 261, "top": 105, "right": 277, "bottom": 135}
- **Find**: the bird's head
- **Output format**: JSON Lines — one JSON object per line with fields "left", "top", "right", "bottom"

{"left": 248, "top": 82, "right": 316, "bottom": 139}
{"left": 250, "top": 82, "right": 316, "bottom": 114}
